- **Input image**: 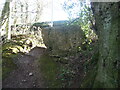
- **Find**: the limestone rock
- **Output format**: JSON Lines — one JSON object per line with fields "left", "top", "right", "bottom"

{"left": 29, "top": 73, "right": 33, "bottom": 76}
{"left": 42, "top": 25, "right": 85, "bottom": 55}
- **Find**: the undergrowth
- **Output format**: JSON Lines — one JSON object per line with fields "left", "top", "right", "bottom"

{"left": 39, "top": 53, "right": 62, "bottom": 88}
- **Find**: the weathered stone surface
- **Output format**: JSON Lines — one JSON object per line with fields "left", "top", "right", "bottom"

{"left": 42, "top": 25, "right": 85, "bottom": 55}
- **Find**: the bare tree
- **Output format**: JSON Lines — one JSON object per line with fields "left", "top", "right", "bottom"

{"left": 34, "top": 0, "right": 44, "bottom": 22}
{"left": 0, "top": 0, "right": 12, "bottom": 40}
{"left": 25, "top": 1, "right": 28, "bottom": 24}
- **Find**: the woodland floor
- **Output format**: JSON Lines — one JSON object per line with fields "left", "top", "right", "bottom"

{"left": 2, "top": 35, "right": 91, "bottom": 88}
{"left": 2, "top": 47, "right": 46, "bottom": 88}
{"left": 2, "top": 46, "right": 86, "bottom": 88}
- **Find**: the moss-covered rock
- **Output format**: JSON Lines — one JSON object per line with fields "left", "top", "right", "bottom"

{"left": 2, "top": 34, "right": 46, "bottom": 80}
{"left": 42, "top": 25, "right": 85, "bottom": 55}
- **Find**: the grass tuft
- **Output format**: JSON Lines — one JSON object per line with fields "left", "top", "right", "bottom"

{"left": 39, "top": 53, "right": 62, "bottom": 88}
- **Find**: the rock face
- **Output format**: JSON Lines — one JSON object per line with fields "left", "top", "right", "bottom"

{"left": 42, "top": 25, "right": 85, "bottom": 55}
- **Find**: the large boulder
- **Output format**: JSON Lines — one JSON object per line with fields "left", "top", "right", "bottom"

{"left": 42, "top": 25, "right": 85, "bottom": 55}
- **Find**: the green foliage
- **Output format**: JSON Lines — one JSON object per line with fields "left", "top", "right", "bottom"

{"left": 62, "top": 0, "right": 97, "bottom": 40}
{"left": 58, "top": 66, "right": 75, "bottom": 87}
{"left": 39, "top": 52, "right": 76, "bottom": 88}
{"left": 84, "top": 51, "right": 99, "bottom": 71}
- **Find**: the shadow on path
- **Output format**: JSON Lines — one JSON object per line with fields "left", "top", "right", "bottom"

{"left": 3, "top": 47, "right": 46, "bottom": 88}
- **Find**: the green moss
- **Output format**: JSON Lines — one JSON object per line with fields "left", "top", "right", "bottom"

{"left": 93, "top": 80, "right": 105, "bottom": 88}
{"left": 2, "top": 56, "right": 17, "bottom": 80}
{"left": 2, "top": 36, "right": 25, "bottom": 80}
{"left": 81, "top": 66, "right": 97, "bottom": 88}
{"left": 39, "top": 53, "right": 62, "bottom": 88}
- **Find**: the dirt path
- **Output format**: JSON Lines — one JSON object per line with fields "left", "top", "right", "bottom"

{"left": 2, "top": 47, "right": 46, "bottom": 88}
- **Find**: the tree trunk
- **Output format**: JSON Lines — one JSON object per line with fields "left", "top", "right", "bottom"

{"left": 82, "top": 2, "right": 119, "bottom": 88}
{"left": 8, "top": 1, "right": 12, "bottom": 40}
{"left": 91, "top": 2, "right": 119, "bottom": 88}
{"left": 0, "top": 1, "right": 10, "bottom": 33}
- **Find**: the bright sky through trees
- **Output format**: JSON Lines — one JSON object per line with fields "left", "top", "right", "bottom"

{"left": 0, "top": 0, "right": 69, "bottom": 22}
{"left": 39, "top": 0, "right": 69, "bottom": 21}
{"left": 21, "top": 0, "right": 70, "bottom": 22}
{"left": 0, "top": 0, "right": 91, "bottom": 22}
